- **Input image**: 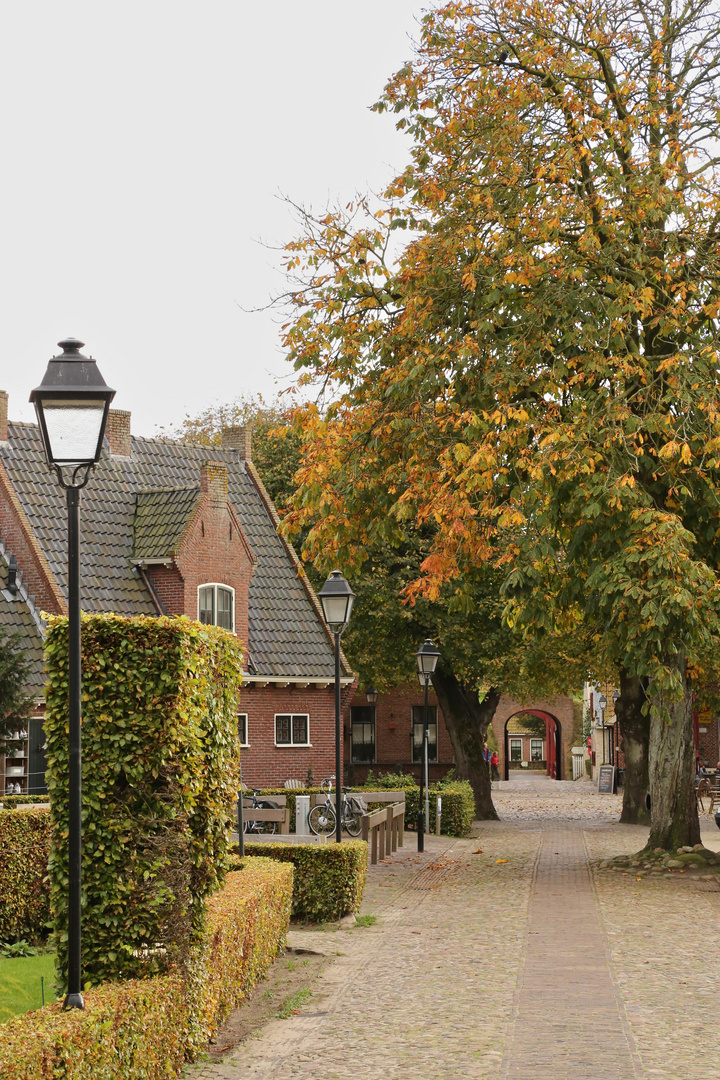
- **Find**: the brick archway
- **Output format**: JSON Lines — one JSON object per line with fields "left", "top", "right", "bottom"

{"left": 503, "top": 709, "right": 562, "bottom": 781}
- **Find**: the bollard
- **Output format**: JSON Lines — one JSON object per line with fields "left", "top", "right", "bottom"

{"left": 295, "top": 794, "right": 310, "bottom": 835}
{"left": 435, "top": 795, "right": 442, "bottom": 836}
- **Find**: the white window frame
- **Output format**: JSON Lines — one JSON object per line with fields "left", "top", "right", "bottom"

{"left": 274, "top": 713, "right": 311, "bottom": 747}
{"left": 238, "top": 713, "right": 249, "bottom": 747}
{"left": 509, "top": 738, "right": 522, "bottom": 762}
{"left": 197, "top": 583, "right": 235, "bottom": 633}
{"left": 530, "top": 738, "right": 543, "bottom": 762}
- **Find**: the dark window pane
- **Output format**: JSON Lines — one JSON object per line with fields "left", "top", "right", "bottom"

{"left": 412, "top": 706, "right": 437, "bottom": 763}
{"left": 351, "top": 719, "right": 375, "bottom": 762}
{"left": 292, "top": 715, "right": 308, "bottom": 744}
{"left": 510, "top": 739, "right": 522, "bottom": 762}
{"left": 217, "top": 587, "right": 234, "bottom": 630}
{"left": 199, "top": 586, "right": 214, "bottom": 625}
{"left": 531, "top": 739, "right": 543, "bottom": 762}
{"left": 276, "top": 715, "right": 291, "bottom": 744}
{"left": 238, "top": 714, "right": 247, "bottom": 745}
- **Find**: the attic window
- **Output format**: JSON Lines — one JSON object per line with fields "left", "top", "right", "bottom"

{"left": 198, "top": 584, "right": 235, "bottom": 632}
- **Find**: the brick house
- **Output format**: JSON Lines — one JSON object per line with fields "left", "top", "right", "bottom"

{"left": 0, "top": 395, "right": 355, "bottom": 795}
{"left": 347, "top": 685, "right": 578, "bottom": 785}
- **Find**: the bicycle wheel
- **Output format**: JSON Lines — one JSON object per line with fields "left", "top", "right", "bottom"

{"left": 343, "top": 810, "right": 362, "bottom": 837}
{"left": 256, "top": 801, "right": 278, "bottom": 835}
{"left": 309, "top": 803, "right": 336, "bottom": 836}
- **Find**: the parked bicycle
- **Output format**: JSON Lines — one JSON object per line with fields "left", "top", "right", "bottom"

{"left": 308, "top": 778, "right": 366, "bottom": 837}
{"left": 242, "top": 788, "right": 281, "bottom": 835}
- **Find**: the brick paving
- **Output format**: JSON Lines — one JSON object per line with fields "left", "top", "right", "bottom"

{"left": 188, "top": 774, "right": 720, "bottom": 1079}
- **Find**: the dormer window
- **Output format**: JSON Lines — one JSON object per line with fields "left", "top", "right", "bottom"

{"left": 198, "top": 584, "right": 235, "bottom": 632}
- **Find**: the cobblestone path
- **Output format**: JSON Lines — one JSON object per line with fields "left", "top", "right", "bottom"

{"left": 189, "top": 776, "right": 720, "bottom": 1079}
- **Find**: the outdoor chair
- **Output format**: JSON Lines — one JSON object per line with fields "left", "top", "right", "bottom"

{"left": 697, "top": 778, "right": 712, "bottom": 813}
{"left": 284, "top": 779, "right": 304, "bottom": 789}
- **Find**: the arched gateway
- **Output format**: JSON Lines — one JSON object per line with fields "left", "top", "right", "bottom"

{"left": 502, "top": 710, "right": 562, "bottom": 781}
{"left": 490, "top": 694, "right": 574, "bottom": 782}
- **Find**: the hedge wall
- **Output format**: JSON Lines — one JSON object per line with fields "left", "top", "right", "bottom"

{"left": 403, "top": 782, "right": 475, "bottom": 837}
{"left": 0, "top": 808, "right": 51, "bottom": 942}
{"left": 0, "top": 858, "right": 293, "bottom": 1080}
{"left": 255, "top": 781, "right": 474, "bottom": 837}
{"left": 233, "top": 841, "right": 367, "bottom": 921}
{"left": 0, "top": 794, "right": 50, "bottom": 809}
{"left": 186, "top": 859, "right": 293, "bottom": 1050}
{"left": 44, "top": 613, "right": 244, "bottom": 988}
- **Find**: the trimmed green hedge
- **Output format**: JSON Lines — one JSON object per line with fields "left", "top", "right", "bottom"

{"left": 187, "top": 860, "right": 293, "bottom": 1051}
{"left": 0, "top": 858, "right": 293, "bottom": 1080}
{"left": 44, "top": 613, "right": 244, "bottom": 988}
{"left": 404, "top": 782, "right": 475, "bottom": 837}
{"left": 0, "top": 794, "right": 50, "bottom": 809}
{"left": 0, "top": 808, "right": 51, "bottom": 942}
{"left": 233, "top": 841, "right": 367, "bottom": 921}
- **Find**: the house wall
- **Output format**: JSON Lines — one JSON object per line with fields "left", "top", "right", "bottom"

{"left": 0, "top": 463, "right": 64, "bottom": 614}
{"left": 506, "top": 733, "right": 546, "bottom": 767}
{"left": 238, "top": 682, "right": 356, "bottom": 788}
{"left": 345, "top": 684, "right": 455, "bottom": 786}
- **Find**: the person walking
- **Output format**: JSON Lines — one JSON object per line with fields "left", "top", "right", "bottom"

{"left": 491, "top": 750, "right": 500, "bottom": 782}
{"left": 483, "top": 742, "right": 490, "bottom": 777}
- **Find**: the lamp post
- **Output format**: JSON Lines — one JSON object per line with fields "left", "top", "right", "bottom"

{"left": 318, "top": 570, "right": 355, "bottom": 845}
{"left": 415, "top": 639, "right": 440, "bottom": 853}
{"left": 597, "top": 693, "right": 608, "bottom": 765}
{"left": 30, "top": 338, "right": 115, "bottom": 1011}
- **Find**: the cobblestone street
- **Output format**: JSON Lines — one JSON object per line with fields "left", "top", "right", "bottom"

{"left": 189, "top": 775, "right": 720, "bottom": 1079}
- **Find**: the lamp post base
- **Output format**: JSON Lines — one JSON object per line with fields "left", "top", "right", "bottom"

{"left": 417, "top": 810, "right": 424, "bottom": 853}
{"left": 63, "top": 991, "right": 85, "bottom": 1010}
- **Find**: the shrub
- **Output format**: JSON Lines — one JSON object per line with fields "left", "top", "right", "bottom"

{"left": 0, "top": 859, "right": 293, "bottom": 1080}
{"left": 186, "top": 859, "right": 293, "bottom": 1050}
{"left": 43, "top": 613, "right": 243, "bottom": 988}
{"left": 0, "top": 794, "right": 50, "bottom": 809}
{"left": 404, "top": 782, "right": 475, "bottom": 837}
{"left": 0, "top": 808, "right": 51, "bottom": 942}
{"left": 234, "top": 841, "right": 367, "bottom": 921}
{"left": 0, "top": 974, "right": 187, "bottom": 1080}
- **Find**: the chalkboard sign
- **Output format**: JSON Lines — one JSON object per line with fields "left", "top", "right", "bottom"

{"left": 597, "top": 765, "right": 616, "bottom": 794}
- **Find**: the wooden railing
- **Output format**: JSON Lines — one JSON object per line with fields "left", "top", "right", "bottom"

{"left": 241, "top": 794, "right": 290, "bottom": 834}
{"left": 361, "top": 801, "right": 405, "bottom": 864}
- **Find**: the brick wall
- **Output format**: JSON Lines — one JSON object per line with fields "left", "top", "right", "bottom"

{"left": 491, "top": 694, "right": 576, "bottom": 781}
{"left": 238, "top": 682, "right": 355, "bottom": 788}
{"left": 345, "top": 684, "right": 456, "bottom": 785}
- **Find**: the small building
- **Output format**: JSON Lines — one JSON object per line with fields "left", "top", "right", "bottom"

{"left": 0, "top": 395, "right": 355, "bottom": 795}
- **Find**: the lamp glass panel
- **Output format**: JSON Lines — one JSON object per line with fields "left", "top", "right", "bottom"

{"left": 320, "top": 593, "right": 350, "bottom": 628}
{"left": 40, "top": 399, "right": 106, "bottom": 463}
{"left": 418, "top": 650, "right": 439, "bottom": 674}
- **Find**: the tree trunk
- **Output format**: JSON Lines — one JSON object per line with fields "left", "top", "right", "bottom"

{"left": 646, "top": 654, "right": 700, "bottom": 850}
{"left": 616, "top": 668, "right": 651, "bottom": 826}
{"left": 432, "top": 667, "right": 499, "bottom": 820}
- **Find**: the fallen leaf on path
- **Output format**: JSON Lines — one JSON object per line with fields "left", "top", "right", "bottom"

{"left": 472, "top": 849, "right": 484, "bottom": 854}
{"left": 496, "top": 859, "right": 508, "bottom": 864}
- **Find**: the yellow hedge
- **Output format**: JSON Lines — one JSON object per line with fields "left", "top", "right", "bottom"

{"left": 0, "top": 859, "right": 293, "bottom": 1080}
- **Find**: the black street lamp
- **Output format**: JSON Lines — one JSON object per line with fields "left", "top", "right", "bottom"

{"left": 365, "top": 686, "right": 378, "bottom": 706}
{"left": 30, "top": 338, "right": 115, "bottom": 1011}
{"left": 415, "top": 639, "right": 440, "bottom": 853}
{"left": 317, "top": 570, "right": 355, "bottom": 844}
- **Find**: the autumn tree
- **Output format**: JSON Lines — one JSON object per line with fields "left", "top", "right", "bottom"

{"left": 280, "top": 0, "right": 720, "bottom": 849}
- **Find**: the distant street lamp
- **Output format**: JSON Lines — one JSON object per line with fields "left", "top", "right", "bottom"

{"left": 365, "top": 686, "right": 378, "bottom": 705}
{"left": 415, "top": 639, "right": 440, "bottom": 853}
{"left": 597, "top": 693, "right": 608, "bottom": 765}
{"left": 318, "top": 570, "right": 355, "bottom": 844}
{"left": 30, "top": 338, "right": 115, "bottom": 1011}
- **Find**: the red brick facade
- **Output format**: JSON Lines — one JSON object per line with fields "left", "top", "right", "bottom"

{"left": 345, "top": 684, "right": 455, "bottom": 785}
{"left": 239, "top": 681, "right": 356, "bottom": 788}
{"left": 491, "top": 694, "right": 576, "bottom": 781}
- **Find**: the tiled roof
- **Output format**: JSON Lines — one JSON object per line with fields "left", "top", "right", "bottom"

{"left": 133, "top": 487, "right": 200, "bottom": 560}
{"left": 0, "top": 422, "right": 337, "bottom": 681}
{"left": 0, "top": 591, "right": 45, "bottom": 690}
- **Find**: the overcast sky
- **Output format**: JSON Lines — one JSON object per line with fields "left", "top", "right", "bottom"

{"left": 0, "top": 2, "right": 426, "bottom": 436}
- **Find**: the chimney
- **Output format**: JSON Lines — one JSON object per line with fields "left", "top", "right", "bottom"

{"left": 200, "top": 461, "right": 228, "bottom": 507}
{"left": 106, "top": 409, "right": 132, "bottom": 457}
{"left": 220, "top": 425, "right": 251, "bottom": 459}
{"left": 0, "top": 391, "right": 7, "bottom": 443}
